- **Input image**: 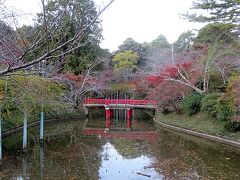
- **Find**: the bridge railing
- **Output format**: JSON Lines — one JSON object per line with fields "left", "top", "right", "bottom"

{"left": 83, "top": 98, "right": 157, "bottom": 106}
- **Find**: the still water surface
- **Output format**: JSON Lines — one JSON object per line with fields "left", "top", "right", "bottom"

{"left": 1, "top": 113, "right": 240, "bottom": 179}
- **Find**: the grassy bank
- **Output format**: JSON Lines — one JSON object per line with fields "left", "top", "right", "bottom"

{"left": 156, "top": 112, "right": 240, "bottom": 141}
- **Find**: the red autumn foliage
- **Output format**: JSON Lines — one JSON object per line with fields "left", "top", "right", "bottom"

{"left": 145, "top": 60, "right": 194, "bottom": 86}
{"left": 139, "top": 58, "right": 200, "bottom": 111}
{"left": 145, "top": 75, "right": 164, "bottom": 85}
{"left": 147, "top": 80, "right": 192, "bottom": 111}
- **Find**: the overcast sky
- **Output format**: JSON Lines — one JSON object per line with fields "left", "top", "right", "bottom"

{"left": 5, "top": 0, "right": 204, "bottom": 51}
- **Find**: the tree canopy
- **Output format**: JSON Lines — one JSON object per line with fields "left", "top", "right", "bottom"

{"left": 184, "top": 0, "right": 240, "bottom": 24}
{"left": 150, "top": 35, "right": 171, "bottom": 49}
{"left": 112, "top": 50, "right": 139, "bottom": 72}
{"left": 36, "top": 0, "right": 104, "bottom": 74}
{"left": 173, "top": 31, "right": 195, "bottom": 52}
{"left": 118, "top": 38, "right": 146, "bottom": 66}
{"left": 194, "top": 23, "right": 237, "bottom": 46}
{"left": 0, "top": 0, "right": 115, "bottom": 75}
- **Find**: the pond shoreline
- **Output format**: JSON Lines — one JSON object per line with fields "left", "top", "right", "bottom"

{"left": 154, "top": 119, "right": 240, "bottom": 148}
{"left": 2, "top": 117, "right": 84, "bottom": 138}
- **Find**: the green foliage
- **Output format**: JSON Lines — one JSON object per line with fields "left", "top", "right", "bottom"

{"left": 118, "top": 38, "right": 144, "bottom": 54}
{"left": 194, "top": 23, "right": 236, "bottom": 46}
{"left": 225, "top": 121, "right": 240, "bottom": 132}
{"left": 0, "top": 75, "right": 65, "bottom": 126}
{"left": 215, "top": 96, "right": 235, "bottom": 122}
{"left": 200, "top": 80, "right": 237, "bottom": 123}
{"left": 158, "top": 112, "right": 240, "bottom": 141}
{"left": 118, "top": 38, "right": 147, "bottom": 66}
{"left": 36, "top": 0, "right": 104, "bottom": 74}
{"left": 201, "top": 93, "right": 222, "bottom": 117}
{"left": 215, "top": 81, "right": 237, "bottom": 123}
{"left": 161, "top": 107, "right": 174, "bottom": 115}
{"left": 150, "top": 35, "right": 170, "bottom": 49}
{"left": 208, "top": 71, "right": 227, "bottom": 92}
{"left": 112, "top": 50, "right": 139, "bottom": 72}
{"left": 65, "top": 44, "right": 107, "bottom": 75}
{"left": 180, "top": 93, "right": 203, "bottom": 116}
{"left": 183, "top": 0, "right": 240, "bottom": 24}
{"left": 173, "top": 31, "right": 195, "bottom": 52}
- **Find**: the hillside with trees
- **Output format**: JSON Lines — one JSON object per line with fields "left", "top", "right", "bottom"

{"left": 0, "top": 0, "right": 239, "bottom": 134}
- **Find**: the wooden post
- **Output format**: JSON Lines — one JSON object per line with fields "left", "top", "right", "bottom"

{"left": 23, "top": 109, "right": 28, "bottom": 150}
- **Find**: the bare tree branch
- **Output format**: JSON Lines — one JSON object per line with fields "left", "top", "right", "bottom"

{"left": 0, "top": 0, "right": 116, "bottom": 75}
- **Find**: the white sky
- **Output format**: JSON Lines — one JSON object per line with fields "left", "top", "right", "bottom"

{"left": 5, "top": 0, "right": 205, "bottom": 51}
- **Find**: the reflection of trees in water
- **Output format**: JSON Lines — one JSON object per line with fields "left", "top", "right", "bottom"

{"left": 148, "top": 129, "right": 240, "bottom": 179}
{"left": 1, "top": 120, "right": 104, "bottom": 179}
{"left": 36, "top": 124, "right": 104, "bottom": 180}
{"left": 86, "top": 118, "right": 106, "bottom": 128}
{"left": 2, "top": 120, "right": 240, "bottom": 179}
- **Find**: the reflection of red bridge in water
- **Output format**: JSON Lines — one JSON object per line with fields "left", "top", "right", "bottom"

{"left": 83, "top": 98, "right": 157, "bottom": 128}
{"left": 82, "top": 128, "right": 158, "bottom": 143}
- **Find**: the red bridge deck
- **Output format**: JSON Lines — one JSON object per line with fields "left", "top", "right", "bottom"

{"left": 83, "top": 98, "right": 157, "bottom": 109}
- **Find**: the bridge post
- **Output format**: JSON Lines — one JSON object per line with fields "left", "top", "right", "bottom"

{"left": 127, "top": 108, "right": 132, "bottom": 128}
{"left": 105, "top": 107, "right": 110, "bottom": 128}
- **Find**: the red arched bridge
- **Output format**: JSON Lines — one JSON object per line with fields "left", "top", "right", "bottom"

{"left": 83, "top": 98, "right": 157, "bottom": 128}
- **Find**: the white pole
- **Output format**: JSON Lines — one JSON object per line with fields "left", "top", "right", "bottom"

{"left": 23, "top": 109, "right": 28, "bottom": 150}
{"left": 40, "top": 102, "right": 44, "bottom": 141}
{"left": 40, "top": 112, "right": 44, "bottom": 141}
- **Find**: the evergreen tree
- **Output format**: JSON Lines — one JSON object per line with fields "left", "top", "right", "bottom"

{"left": 36, "top": 0, "right": 104, "bottom": 74}
{"left": 184, "top": 0, "right": 240, "bottom": 24}
{"left": 194, "top": 23, "right": 237, "bottom": 46}
{"left": 173, "top": 31, "right": 195, "bottom": 52}
{"left": 117, "top": 38, "right": 147, "bottom": 66}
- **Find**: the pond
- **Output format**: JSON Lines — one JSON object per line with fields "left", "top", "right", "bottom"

{"left": 1, "top": 110, "right": 240, "bottom": 179}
